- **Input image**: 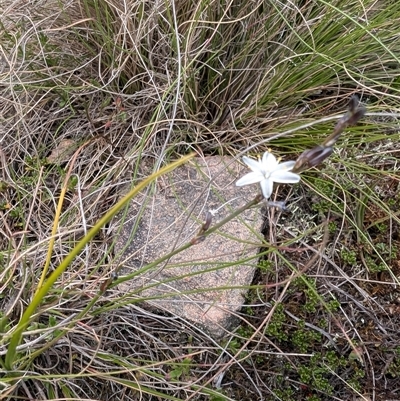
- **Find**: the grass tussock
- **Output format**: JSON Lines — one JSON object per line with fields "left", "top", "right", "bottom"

{"left": 1, "top": 0, "right": 400, "bottom": 400}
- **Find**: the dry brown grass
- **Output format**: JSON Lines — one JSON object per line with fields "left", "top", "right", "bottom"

{"left": 2, "top": 0, "right": 400, "bottom": 400}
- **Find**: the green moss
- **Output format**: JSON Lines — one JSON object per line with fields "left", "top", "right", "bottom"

{"left": 327, "top": 298, "right": 341, "bottom": 312}
{"left": 291, "top": 321, "right": 321, "bottom": 353}
{"left": 266, "top": 302, "right": 288, "bottom": 342}
{"left": 298, "top": 356, "right": 334, "bottom": 395}
{"left": 302, "top": 279, "right": 320, "bottom": 313}
{"left": 258, "top": 259, "right": 274, "bottom": 273}
{"left": 273, "top": 387, "right": 295, "bottom": 401}
{"left": 340, "top": 248, "right": 357, "bottom": 265}
{"left": 328, "top": 221, "right": 338, "bottom": 233}
{"left": 364, "top": 254, "right": 386, "bottom": 273}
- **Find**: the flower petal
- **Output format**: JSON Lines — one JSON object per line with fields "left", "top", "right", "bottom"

{"left": 275, "top": 160, "right": 296, "bottom": 171}
{"left": 271, "top": 170, "right": 301, "bottom": 184}
{"left": 242, "top": 156, "right": 263, "bottom": 173}
{"left": 262, "top": 152, "right": 278, "bottom": 169}
{"left": 236, "top": 171, "right": 264, "bottom": 186}
{"left": 260, "top": 178, "right": 274, "bottom": 199}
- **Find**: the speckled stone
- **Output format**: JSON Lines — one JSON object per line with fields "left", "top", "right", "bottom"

{"left": 114, "top": 156, "right": 263, "bottom": 338}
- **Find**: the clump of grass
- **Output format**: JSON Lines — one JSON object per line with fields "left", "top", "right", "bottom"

{"left": 1, "top": 0, "right": 400, "bottom": 400}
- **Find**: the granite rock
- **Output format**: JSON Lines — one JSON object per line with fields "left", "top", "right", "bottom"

{"left": 114, "top": 156, "right": 264, "bottom": 338}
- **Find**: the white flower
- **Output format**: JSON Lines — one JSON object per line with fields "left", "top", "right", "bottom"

{"left": 236, "top": 151, "right": 300, "bottom": 199}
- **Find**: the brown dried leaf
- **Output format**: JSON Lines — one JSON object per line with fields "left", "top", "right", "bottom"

{"left": 47, "top": 139, "right": 78, "bottom": 165}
